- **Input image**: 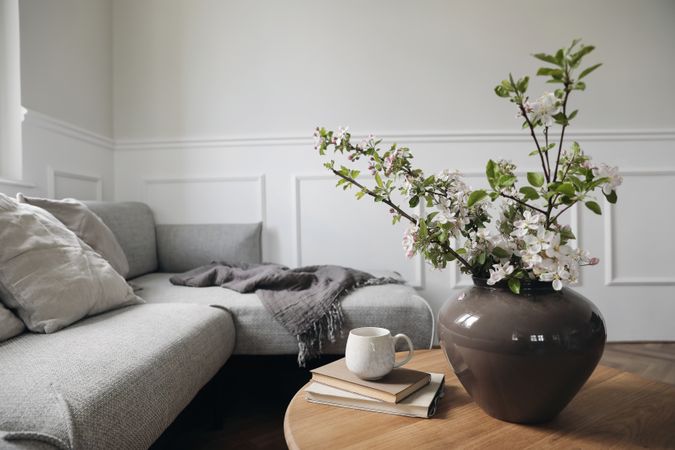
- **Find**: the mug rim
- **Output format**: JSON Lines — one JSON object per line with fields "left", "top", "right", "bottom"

{"left": 349, "top": 326, "right": 391, "bottom": 338}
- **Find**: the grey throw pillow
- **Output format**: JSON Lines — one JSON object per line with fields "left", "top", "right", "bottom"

{"left": 0, "top": 194, "right": 142, "bottom": 333}
{"left": 0, "top": 301, "right": 24, "bottom": 342}
{"left": 16, "top": 194, "right": 130, "bottom": 278}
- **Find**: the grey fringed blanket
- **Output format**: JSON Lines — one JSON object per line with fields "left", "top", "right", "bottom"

{"left": 169, "top": 262, "right": 401, "bottom": 366}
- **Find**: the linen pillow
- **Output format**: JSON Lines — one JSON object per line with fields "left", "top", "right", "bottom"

{"left": 0, "top": 193, "right": 142, "bottom": 333}
{"left": 0, "top": 301, "right": 24, "bottom": 342}
{"left": 16, "top": 194, "right": 130, "bottom": 278}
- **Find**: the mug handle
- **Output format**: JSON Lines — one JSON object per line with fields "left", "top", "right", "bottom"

{"left": 393, "top": 333, "right": 414, "bottom": 368}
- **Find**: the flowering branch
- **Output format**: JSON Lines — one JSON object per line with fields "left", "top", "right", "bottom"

{"left": 316, "top": 40, "right": 621, "bottom": 294}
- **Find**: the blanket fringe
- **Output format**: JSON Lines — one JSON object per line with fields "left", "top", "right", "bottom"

{"left": 295, "top": 276, "right": 403, "bottom": 367}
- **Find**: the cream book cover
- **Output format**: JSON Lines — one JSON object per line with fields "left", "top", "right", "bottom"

{"left": 305, "top": 372, "right": 445, "bottom": 418}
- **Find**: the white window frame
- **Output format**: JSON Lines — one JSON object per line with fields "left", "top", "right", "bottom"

{"left": 0, "top": 0, "right": 24, "bottom": 182}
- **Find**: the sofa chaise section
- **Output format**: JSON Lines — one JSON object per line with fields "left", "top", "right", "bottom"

{"left": 132, "top": 272, "right": 434, "bottom": 355}
{"left": 0, "top": 303, "right": 235, "bottom": 450}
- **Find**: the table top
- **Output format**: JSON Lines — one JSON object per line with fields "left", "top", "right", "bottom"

{"left": 284, "top": 349, "right": 675, "bottom": 449}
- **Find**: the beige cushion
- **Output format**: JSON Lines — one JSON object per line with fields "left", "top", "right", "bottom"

{"left": 16, "top": 194, "right": 130, "bottom": 278}
{"left": 0, "top": 194, "right": 142, "bottom": 333}
{"left": 0, "top": 301, "right": 24, "bottom": 342}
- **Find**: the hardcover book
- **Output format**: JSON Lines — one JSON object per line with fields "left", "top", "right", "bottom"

{"left": 305, "top": 372, "right": 445, "bottom": 418}
{"left": 310, "top": 358, "right": 431, "bottom": 403}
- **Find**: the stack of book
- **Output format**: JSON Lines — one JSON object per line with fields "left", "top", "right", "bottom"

{"left": 305, "top": 358, "right": 445, "bottom": 418}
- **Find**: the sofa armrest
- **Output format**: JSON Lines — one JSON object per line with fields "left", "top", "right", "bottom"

{"left": 156, "top": 223, "right": 262, "bottom": 273}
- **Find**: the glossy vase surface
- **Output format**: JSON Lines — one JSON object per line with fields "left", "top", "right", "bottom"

{"left": 438, "top": 278, "right": 606, "bottom": 424}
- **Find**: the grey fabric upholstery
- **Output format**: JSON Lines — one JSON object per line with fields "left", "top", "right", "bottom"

{"left": 0, "top": 303, "right": 235, "bottom": 450}
{"left": 84, "top": 202, "right": 158, "bottom": 279}
{"left": 0, "top": 303, "right": 24, "bottom": 343}
{"left": 133, "top": 273, "right": 434, "bottom": 355}
{"left": 156, "top": 223, "right": 262, "bottom": 272}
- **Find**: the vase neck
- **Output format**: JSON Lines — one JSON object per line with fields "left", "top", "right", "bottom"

{"left": 471, "top": 277, "right": 557, "bottom": 293}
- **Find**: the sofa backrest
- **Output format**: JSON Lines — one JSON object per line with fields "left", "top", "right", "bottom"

{"left": 84, "top": 201, "right": 158, "bottom": 279}
{"left": 155, "top": 223, "right": 262, "bottom": 273}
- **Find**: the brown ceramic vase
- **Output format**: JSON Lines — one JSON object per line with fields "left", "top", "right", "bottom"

{"left": 438, "top": 277, "right": 606, "bottom": 424}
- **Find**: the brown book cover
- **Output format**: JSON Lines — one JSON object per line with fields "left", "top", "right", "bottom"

{"left": 310, "top": 358, "right": 431, "bottom": 403}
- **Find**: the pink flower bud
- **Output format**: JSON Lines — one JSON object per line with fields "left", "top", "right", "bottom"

{"left": 589, "top": 257, "right": 600, "bottom": 265}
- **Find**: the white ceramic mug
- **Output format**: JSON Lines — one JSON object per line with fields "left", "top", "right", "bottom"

{"left": 345, "top": 327, "right": 414, "bottom": 380}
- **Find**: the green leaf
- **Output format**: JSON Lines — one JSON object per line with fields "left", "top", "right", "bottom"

{"left": 527, "top": 172, "right": 545, "bottom": 187}
{"left": 486, "top": 159, "right": 496, "bottom": 189}
{"left": 605, "top": 190, "right": 618, "bottom": 204}
{"left": 560, "top": 226, "right": 576, "bottom": 242}
{"left": 556, "top": 182, "right": 576, "bottom": 197}
{"left": 536, "top": 67, "right": 564, "bottom": 77}
{"left": 418, "top": 218, "right": 427, "bottom": 238}
{"left": 409, "top": 196, "right": 420, "bottom": 208}
{"left": 467, "top": 189, "right": 488, "bottom": 207}
{"left": 585, "top": 200, "right": 602, "bottom": 215}
{"left": 477, "top": 252, "right": 487, "bottom": 265}
{"left": 494, "top": 85, "right": 510, "bottom": 98}
{"left": 492, "top": 247, "right": 511, "bottom": 258}
{"left": 508, "top": 278, "right": 521, "bottom": 295}
{"left": 579, "top": 63, "right": 602, "bottom": 80}
{"left": 519, "top": 186, "right": 540, "bottom": 200}
{"left": 568, "top": 110, "right": 578, "bottom": 121}
{"left": 573, "top": 45, "right": 595, "bottom": 60}
{"left": 533, "top": 53, "right": 560, "bottom": 66}
{"left": 574, "top": 81, "right": 586, "bottom": 91}
{"left": 517, "top": 76, "right": 529, "bottom": 93}
{"left": 375, "top": 172, "right": 383, "bottom": 188}
{"left": 498, "top": 175, "right": 517, "bottom": 187}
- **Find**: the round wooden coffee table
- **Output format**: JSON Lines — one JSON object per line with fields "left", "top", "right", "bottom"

{"left": 284, "top": 349, "right": 675, "bottom": 449}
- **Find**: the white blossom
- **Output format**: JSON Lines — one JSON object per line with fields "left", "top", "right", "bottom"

{"left": 530, "top": 92, "right": 560, "bottom": 127}
{"left": 592, "top": 163, "right": 623, "bottom": 195}
{"left": 487, "top": 262, "right": 514, "bottom": 285}
{"left": 402, "top": 226, "right": 418, "bottom": 259}
{"left": 511, "top": 210, "right": 542, "bottom": 237}
{"left": 334, "top": 126, "right": 349, "bottom": 146}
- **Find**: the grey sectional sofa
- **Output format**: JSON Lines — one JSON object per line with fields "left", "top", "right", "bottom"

{"left": 0, "top": 201, "right": 434, "bottom": 450}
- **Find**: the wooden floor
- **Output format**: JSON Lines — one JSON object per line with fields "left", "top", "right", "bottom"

{"left": 151, "top": 343, "right": 675, "bottom": 450}
{"left": 600, "top": 342, "right": 675, "bottom": 385}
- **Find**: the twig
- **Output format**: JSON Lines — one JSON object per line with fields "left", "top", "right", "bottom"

{"left": 551, "top": 202, "right": 576, "bottom": 224}
{"left": 518, "top": 103, "right": 550, "bottom": 182}
{"left": 500, "top": 193, "right": 548, "bottom": 214}
{"left": 544, "top": 127, "right": 551, "bottom": 176}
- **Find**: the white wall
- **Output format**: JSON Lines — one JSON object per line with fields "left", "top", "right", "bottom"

{"left": 0, "top": 0, "right": 115, "bottom": 200}
{"left": 113, "top": 0, "right": 675, "bottom": 340}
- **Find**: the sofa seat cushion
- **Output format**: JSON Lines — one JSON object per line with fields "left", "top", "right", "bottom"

{"left": 0, "top": 303, "right": 235, "bottom": 450}
{"left": 133, "top": 273, "right": 434, "bottom": 355}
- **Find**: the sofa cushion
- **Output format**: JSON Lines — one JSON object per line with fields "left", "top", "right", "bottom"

{"left": 156, "top": 223, "right": 262, "bottom": 272}
{"left": 0, "top": 194, "right": 141, "bottom": 333}
{"left": 133, "top": 273, "right": 434, "bottom": 355}
{"left": 0, "top": 303, "right": 23, "bottom": 342}
{"left": 17, "top": 194, "right": 130, "bottom": 278}
{"left": 0, "top": 303, "right": 235, "bottom": 450}
{"left": 84, "top": 201, "right": 158, "bottom": 279}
